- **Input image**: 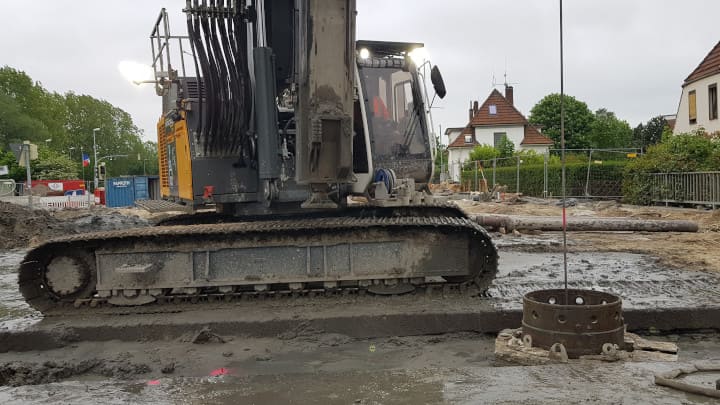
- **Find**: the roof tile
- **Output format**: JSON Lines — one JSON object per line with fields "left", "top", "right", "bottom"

{"left": 448, "top": 126, "right": 478, "bottom": 148}
{"left": 469, "top": 89, "right": 527, "bottom": 126}
{"left": 521, "top": 125, "right": 554, "bottom": 145}
{"left": 684, "top": 40, "right": 720, "bottom": 86}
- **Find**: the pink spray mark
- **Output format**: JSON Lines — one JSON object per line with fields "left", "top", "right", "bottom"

{"left": 147, "top": 379, "right": 161, "bottom": 386}
{"left": 209, "top": 367, "right": 231, "bottom": 377}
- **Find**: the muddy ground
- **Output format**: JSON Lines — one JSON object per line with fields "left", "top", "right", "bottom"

{"left": 0, "top": 199, "right": 719, "bottom": 403}
{"left": 458, "top": 198, "right": 720, "bottom": 273}
{"left": 0, "top": 202, "right": 155, "bottom": 250}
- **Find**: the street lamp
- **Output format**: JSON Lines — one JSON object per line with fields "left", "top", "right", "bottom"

{"left": 93, "top": 128, "right": 100, "bottom": 189}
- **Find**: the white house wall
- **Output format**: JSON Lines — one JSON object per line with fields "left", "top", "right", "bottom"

{"left": 447, "top": 147, "right": 472, "bottom": 182}
{"left": 474, "top": 125, "right": 524, "bottom": 149}
{"left": 446, "top": 129, "right": 462, "bottom": 146}
{"left": 675, "top": 74, "right": 720, "bottom": 134}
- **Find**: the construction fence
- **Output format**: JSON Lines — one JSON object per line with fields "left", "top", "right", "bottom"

{"left": 650, "top": 172, "right": 720, "bottom": 208}
{"left": 2, "top": 180, "right": 94, "bottom": 209}
{"left": 447, "top": 149, "right": 641, "bottom": 199}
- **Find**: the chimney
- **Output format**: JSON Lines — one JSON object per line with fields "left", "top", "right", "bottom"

{"left": 505, "top": 85, "right": 514, "bottom": 106}
{"left": 473, "top": 101, "right": 479, "bottom": 115}
{"left": 469, "top": 101, "right": 473, "bottom": 121}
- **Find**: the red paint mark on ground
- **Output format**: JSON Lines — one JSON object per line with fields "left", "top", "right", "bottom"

{"left": 209, "top": 367, "right": 230, "bottom": 377}
{"left": 147, "top": 380, "right": 161, "bottom": 386}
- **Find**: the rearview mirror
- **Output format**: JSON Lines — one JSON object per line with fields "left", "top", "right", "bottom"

{"left": 431, "top": 65, "right": 447, "bottom": 99}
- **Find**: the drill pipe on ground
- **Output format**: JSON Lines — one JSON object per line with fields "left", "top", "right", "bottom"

{"left": 472, "top": 214, "right": 699, "bottom": 233}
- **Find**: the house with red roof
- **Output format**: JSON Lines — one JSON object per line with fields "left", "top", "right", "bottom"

{"left": 446, "top": 85, "right": 553, "bottom": 182}
{"left": 674, "top": 40, "right": 720, "bottom": 134}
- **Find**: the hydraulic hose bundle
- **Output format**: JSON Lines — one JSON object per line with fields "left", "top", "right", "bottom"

{"left": 185, "top": 0, "right": 253, "bottom": 160}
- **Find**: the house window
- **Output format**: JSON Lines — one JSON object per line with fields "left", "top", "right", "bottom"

{"left": 464, "top": 135, "right": 473, "bottom": 144}
{"left": 709, "top": 84, "right": 718, "bottom": 120}
{"left": 489, "top": 105, "right": 497, "bottom": 115}
{"left": 689, "top": 90, "right": 697, "bottom": 124}
{"left": 493, "top": 132, "right": 506, "bottom": 148}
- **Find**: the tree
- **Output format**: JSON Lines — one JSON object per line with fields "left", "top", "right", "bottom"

{"left": 588, "top": 108, "right": 633, "bottom": 149}
{"left": 469, "top": 144, "right": 500, "bottom": 162}
{"left": 0, "top": 149, "right": 25, "bottom": 181}
{"left": 496, "top": 135, "right": 515, "bottom": 158}
{"left": 0, "top": 67, "right": 69, "bottom": 148}
{"left": 0, "top": 92, "right": 51, "bottom": 147}
{"left": 529, "top": 93, "right": 595, "bottom": 150}
{"left": 633, "top": 116, "right": 669, "bottom": 151}
{"left": 32, "top": 147, "right": 78, "bottom": 180}
{"left": 0, "top": 65, "right": 156, "bottom": 179}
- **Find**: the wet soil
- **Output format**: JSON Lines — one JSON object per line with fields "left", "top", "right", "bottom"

{"left": 0, "top": 332, "right": 717, "bottom": 403}
{"left": 1, "top": 199, "right": 719, "bottom": 402}
{"left": 0, "top": 202, "right": 150, "bottom": 249}
{"left": 459, "top": 199, "right": 720, "bottom": 273}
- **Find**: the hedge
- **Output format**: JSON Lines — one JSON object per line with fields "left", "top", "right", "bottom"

{"left": 460, "top": 161, "right": 628, "bottom": 197}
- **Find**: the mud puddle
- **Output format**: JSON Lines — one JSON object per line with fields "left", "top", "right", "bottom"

{"left": 0, "top": 333, "right": 718, "bottom": 404}
{"left": 489, "top": 251, "right": 720, "bottom": 310}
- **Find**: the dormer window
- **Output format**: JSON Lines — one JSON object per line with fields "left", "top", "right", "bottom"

{"left": 464, "top": 135, "right": 473, "bottom": 144}
{"left": 489, "top": 105, "right": 497, "bottom": 115}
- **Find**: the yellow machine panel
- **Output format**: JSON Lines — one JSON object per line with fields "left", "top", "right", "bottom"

{"left": 174, "top": 120, "right": 194, "bottom": 201}
{"left": 157, "top": 118, "right": 170, "bottom": 198}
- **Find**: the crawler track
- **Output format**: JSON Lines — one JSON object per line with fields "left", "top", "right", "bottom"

{"left": 19, "top": 206, "right": 498, "bottom": 313}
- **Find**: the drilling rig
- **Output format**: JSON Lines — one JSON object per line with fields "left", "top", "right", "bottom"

{"left": 19, "top": 0, "right": 497, "bottom": 311}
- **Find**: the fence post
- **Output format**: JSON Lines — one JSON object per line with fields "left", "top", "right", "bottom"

{"left": 584, "top": 149, "right": 593, "bottom": 197}
{"left": 474, "top": 161, "right": 478, "bottom": 192}
{"left": 516, "top": 156, "right": 520, "bottom": 193}
{"left": 543, "top": 153, "right": 548, "bottom": 198}
{"left": 492, "top": 158, "right": 497, "bottom": 188}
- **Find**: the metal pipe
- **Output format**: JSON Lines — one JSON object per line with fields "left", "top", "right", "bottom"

{"left": 93, "top": 128, "right": 100, "bottom": 190}
{"left": 472, "top": 214, "right": 699, "bottom": 233}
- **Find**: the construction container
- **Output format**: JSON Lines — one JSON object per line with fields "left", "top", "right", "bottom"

{"left": 105, "top": 178, "right": 135, "bottom": 208}
{"left": 105, "top": 176, "right": 161, "bottom": 208}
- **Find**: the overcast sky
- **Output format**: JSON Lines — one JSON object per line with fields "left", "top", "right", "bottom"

{"left": 1, "top": 0, "right": 719, "bottom": 144}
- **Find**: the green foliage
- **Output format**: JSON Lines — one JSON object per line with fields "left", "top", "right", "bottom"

{"left": 461, "top": 161, "right": 627, "bottom": 197}
{"left": 622, "top": 130, "right": 720, "bottom": 204}
{"left": 0, "top": 66, "right": 158, "bottom": 179}
{"left": 514, "top": 149, "right": 545, "bottom": 165}
{"left": 588, "top": 108, "right": 633, "bottom": 148}
{"left": 469, "top": 144, "right": 500, "bottom": 162}
{"left": 33, "top": 147, "right": 79, "bottom": 180}
{"left": 0, "top": 149, "right": 25, "bottom": 180}
{"left": 633, "top": 116, "right": 669, "bottom": 150}
{"left": 496, "top": 135, "right": 514, "bottom": 158}
{"left": 529, "top": 93, "right": 595, "bottom": 149}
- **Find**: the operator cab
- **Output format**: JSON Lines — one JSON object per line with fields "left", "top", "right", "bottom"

{"left": 353, "top": 41, "right": 445, "bottom": 193}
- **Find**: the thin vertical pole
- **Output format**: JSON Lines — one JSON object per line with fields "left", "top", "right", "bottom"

{"left": 25, "top": 143, "right": 32, "bottom": 207}
{"left": 474, "top": 161, "right": 478, "bottom": 192}
{"left": 560, "top": 0, "right": 569, "bottom": 297}
{"left": 492, "top": 158, "right": 497, "bottom": 188}
{"left": 516, "top": 156, "right": 521, "bottom": 193}
{"left": 81, "top": 146, "right": 86, "bottom": 183}
{"left": 544, "top": 153, "right": 549, "bottom": 198}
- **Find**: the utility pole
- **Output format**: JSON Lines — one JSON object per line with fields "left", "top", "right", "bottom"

{"left": 438, "top": 125, "right": 444, "bottom": 182}
{"left": 93, "top": 128, "right": 100, "bottom": 190}
{"left": 81, "top": 146, "right": 86, "bottom": 183}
